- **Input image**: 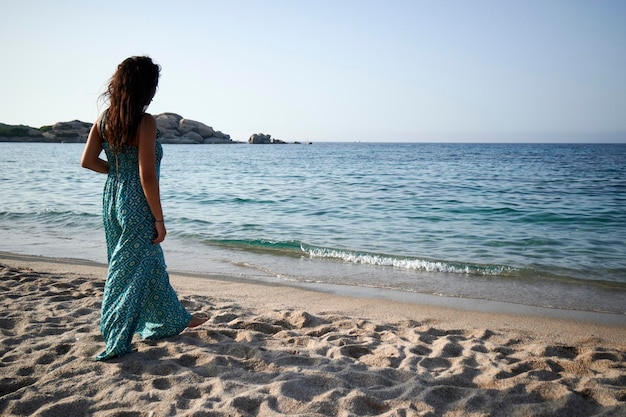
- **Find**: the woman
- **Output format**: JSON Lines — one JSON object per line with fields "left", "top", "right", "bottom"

{"left": 81, "top": 56, "right": 206, "bottom": 361}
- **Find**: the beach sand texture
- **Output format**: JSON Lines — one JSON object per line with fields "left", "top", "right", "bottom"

{"left": 1, "top": 257, "right": 625, "bottom": 417}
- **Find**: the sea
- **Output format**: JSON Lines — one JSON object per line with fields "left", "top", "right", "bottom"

{"left": 1, "top": 142, "right": 625, "bottom": 320}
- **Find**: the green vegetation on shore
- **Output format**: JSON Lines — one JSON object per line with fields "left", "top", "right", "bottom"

{"left": 0, "top": 124, "right": 36, "bottom": 137}
{"left": 0, "top": 121, "right": 90, "bottom": 143}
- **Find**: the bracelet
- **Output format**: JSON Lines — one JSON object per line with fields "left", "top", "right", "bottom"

{"left": 155, "top": 219, "right": 164, "bottom": 223}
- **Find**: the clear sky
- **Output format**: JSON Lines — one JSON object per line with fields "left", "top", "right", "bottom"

{"left": 2, "top": 0, "right": 625, "bottom": 142}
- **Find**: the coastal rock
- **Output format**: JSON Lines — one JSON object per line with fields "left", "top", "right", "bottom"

{"left": 248, "top": 133, "right": 286, "bottom": 144}
{"left": 0, "top": 123, "right": 45, "bottom": 142}
{"left": 213, "top": 130, "right": 229, "bottom": 139}
{"left": 249, "top": 133, "right": 271, "bottom": 144}
{"left": 179, "top": 118, "right": 215, "bottom": 137}
{"left": 155, "top": 113, "right": 182, "bottom": 130}
{"left": 156, "top": 114, "right": 233, "bottom": 144}
{"left": 44, "top": 120, "right": 92, "bottom": 142}
{"left": 1, "top": 114, "right": 235, "bottom": 144}
{"left": 181, "top": 131, "right": 203, "bottom": 143}
{"left": 0, "top": 120, "right": 91, "bottom": 143}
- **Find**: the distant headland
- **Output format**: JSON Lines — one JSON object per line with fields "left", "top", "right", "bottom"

{"left": 0, "top": 113, "right": 310, "bottom": 144}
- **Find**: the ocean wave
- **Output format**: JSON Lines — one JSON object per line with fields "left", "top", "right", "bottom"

{"left": 195, "top": 237, "right": 626, "bottom": 289}
{"left": 0, "top": 209, "right": 101, "bottom": 228}
{"left": 200, "top": 237, "right": 518, "bottom": 277}
{"left": 302, "top": 245, "right": 517, "bottom": 276}
{"left": 201, "top": 238, "right": 305, "bottom": 256}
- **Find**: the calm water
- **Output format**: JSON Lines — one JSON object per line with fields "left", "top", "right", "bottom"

{"left": 1, "top": 142, "right": 625, "bottom": 315}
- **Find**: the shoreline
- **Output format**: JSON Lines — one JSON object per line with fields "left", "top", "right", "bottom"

{"left": 1, "top": 251, "right": 625, "bottom": 416}
{"left": 1, "top": 251, "right": 625, "bottom": 341}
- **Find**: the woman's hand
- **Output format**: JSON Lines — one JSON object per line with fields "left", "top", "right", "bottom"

{"left": 153, "top": 220, "right": 166, "bottom": 244}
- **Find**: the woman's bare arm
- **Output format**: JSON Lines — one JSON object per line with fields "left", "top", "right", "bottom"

{"left": 81, "top": 116, "right": 109, "bottom": 173}
{"left": 137, "top": 114, "right": 166, "bottom": 244}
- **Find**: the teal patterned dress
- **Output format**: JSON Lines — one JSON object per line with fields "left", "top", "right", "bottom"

{"left": 96, "top": 113, "right": 191, "bottom": 361}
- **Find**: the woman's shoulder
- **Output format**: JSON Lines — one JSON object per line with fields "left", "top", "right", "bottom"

{"left": 140, "top": 113, "right": 157, "bottom": 129}
{"left": 137, "top": 113, "right": 158, "bottom": 146}
{"left": 142, "top": 112, "right": 156, "bottom": 122}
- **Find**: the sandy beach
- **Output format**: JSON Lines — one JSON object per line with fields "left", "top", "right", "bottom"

{"left": 1, "top": 253, "right": 624, "bottom": 416}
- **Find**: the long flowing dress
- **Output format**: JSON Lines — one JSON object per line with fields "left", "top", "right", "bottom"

{"left": 96, "top": 113, "right": 191, "bottom": 361}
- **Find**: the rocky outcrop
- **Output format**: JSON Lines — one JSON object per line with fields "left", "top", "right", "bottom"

{"left": 0, "top": 120, "right": 91, "bottom": 143}
{"left": 0, "top": 114, "right": 236, "bottom": 144}
{"left": 44, "top": 120, "right": 92, "bottom": 142}
{"left": 248, "top": 133, "right": 286, "bottom": 144}
{"left": 155, "top": 113, "right": 234, "bottom": 144}
{"left": 0, "top": 123, "right": 44, "bottom": 142}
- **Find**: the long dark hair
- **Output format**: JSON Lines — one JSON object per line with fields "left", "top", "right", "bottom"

{"left": 101, "top": 56, "right": 160, "bottom": 151}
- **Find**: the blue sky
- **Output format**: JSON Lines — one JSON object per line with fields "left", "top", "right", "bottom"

{"left": 2, "top": 0, "right": 625, "bottom": 142}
